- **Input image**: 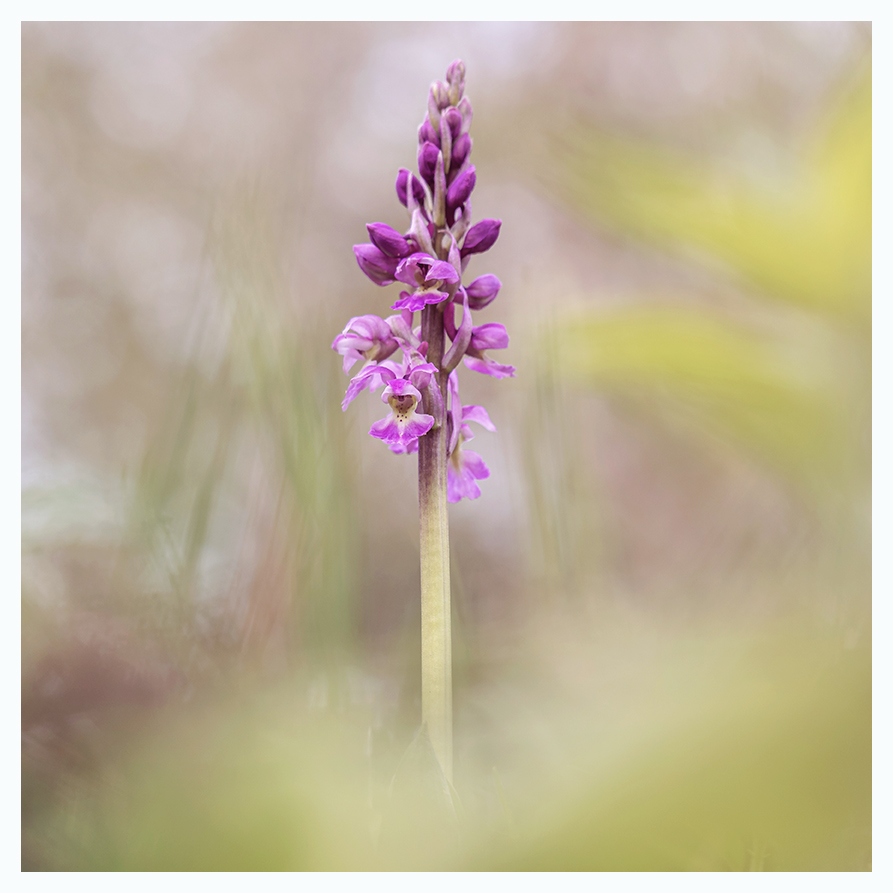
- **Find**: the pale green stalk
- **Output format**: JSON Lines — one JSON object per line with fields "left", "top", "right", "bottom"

{"left": 418, "top": 301, "right": 452, "bottom": 783}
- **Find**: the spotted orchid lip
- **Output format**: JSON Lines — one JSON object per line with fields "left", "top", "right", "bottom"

{"left": 370, "top": 378, "right": 434, "bottom": 448}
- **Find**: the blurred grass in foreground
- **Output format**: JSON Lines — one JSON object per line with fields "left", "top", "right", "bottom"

{"left": 23, "top": 615, "right": 869, "bottom": 870}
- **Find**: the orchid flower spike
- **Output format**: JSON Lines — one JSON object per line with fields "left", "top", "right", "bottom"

{"left": 334, "top": 59, "right": 511, "bottom": 502}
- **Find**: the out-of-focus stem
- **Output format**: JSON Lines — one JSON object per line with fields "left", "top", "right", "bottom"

{"left": 419, "top": 300, "right": 452, "bottom": 784}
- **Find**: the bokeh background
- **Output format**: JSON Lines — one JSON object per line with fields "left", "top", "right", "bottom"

{"left": 22, "top": 22, "right": 871, "bottom": 871}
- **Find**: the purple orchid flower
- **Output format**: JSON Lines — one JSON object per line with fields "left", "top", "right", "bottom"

{"left": 341, "top": 359, "right": 403, "bottom": 411}
{"left": 332, "top": 314, "right": 400, "bottom": 374}
{"left": 463, "top": 323, "right": 515, "bottom": 379}
{"left": 370, "top": 378, "right": 435, "bottom": 450}
{"left": 341, "top": 345, "right": 434, "bottom": 410}
{"left": 391, "top": 252, "right": 460, "bottom": 312}
{"left": 446, "top": 372, "right": 497, "bottom": 503}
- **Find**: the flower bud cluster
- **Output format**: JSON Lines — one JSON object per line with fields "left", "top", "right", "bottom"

{"left": 334, "top": 60, "right": 513, "bottom": 502}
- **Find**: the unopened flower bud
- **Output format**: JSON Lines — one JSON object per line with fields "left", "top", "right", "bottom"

{"left": 461, "top": 218, "right": 501, "bottom": 256}
{"left": 442, "top": 107, "right": 462, "bottom": 140}
{"left": 353, "top": 243, "right": 400, "bottom": 286}
{"left": 418, "top": 118, "right": 440, "bottom": 147}
{"left": 470, "top": 322, "right": 509, "bottom": 351}
{"left": 432, "top": 81, "right": 450, "bottom": 110}
{"left": 446, "top": 59, "right": 466, "bottom": 105}
{"left": 465, "top": 274, "right": 501, "bottom": 310}
{"left": 451, "top": 133, "right": 472, "bottom": 171}
{"left": 396, "top": 168, "right": 427, "bottom": 209}
{"left": 367, "top": 222, "right": 413, "bottom": 258}
{"left": 446, "top": 165, "right": 476, "bottom": 213}
{"left": 418, "top": 141, "right": 440, "bottom": 185}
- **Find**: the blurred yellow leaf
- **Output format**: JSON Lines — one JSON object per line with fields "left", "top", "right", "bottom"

{"left": 479, "top": 632, "right": 870, "bottom": 871}
{"left": 546, "top": 66, "right": 871, "bottom": 322}
{"left": 553, "top": 305, "right": 851, "bottom": 489}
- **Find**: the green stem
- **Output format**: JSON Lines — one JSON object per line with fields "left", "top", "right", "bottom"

{"left": 419, "top": 303, "right": 452, "bottom": 783}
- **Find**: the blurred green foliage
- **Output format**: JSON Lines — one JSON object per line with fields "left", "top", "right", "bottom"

{"left": 543, "top": 65, "right": 870, "bottom": 505}
{"left": 548, "top": 67, "right": 870, "bottom": 323}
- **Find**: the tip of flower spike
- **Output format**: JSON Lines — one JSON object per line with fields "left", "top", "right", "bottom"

{"left": 446, "top": 60, "right": 466, "bottom": 106}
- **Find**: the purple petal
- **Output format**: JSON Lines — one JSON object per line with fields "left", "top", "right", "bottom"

{"left": 391, "top": 290, "right": 448, "bottom": 312}
{"left": 345, "top": 314, "right": 393, "bottom": 341}
{"left": 353, "top": 243, "right": 399, "bottom": 286}
{"left": 378, "top": 357, "right": 408, "bottom": 379}
{"left": 442, "top": 107, "right": 462, "bottom": 140}
{"left": 396, "top": 169, "right": 427, "bottom": 209}
{"left": 448, "top": 371, "right": 462, "bottom": 455}
{"left": 446, "top": 165, "right": 476, "bottom": 211}
{"left": 333, "top": 333, "right": 374, "bottom": 354}
{"left": 342, "top": 364, "right": 395, "bottom": 410}
{"left": 408, "top": 361, "right": 438, "bottom": 392}
{"left": 389, "top": 437, "right": 419, "bottom": 455}
{"left": 451, "top": 132, "right": 471, "bottom": 170}
{"left": 418, "top": 118, "right": 440, "bottom": 148}
{"left": 465, "top": 274, "right": 501, "bottom": 310}
{"left": 370, "top": 416, "right": 402, "bottom": 443}
{"left": 395, "top": 168, "right": 410, "bottom": 205}
{"left": 338, "top": 347, "right": 363, "bottom": 375}
{"left": 463, "top": 355, "right": 516, "bottom": 379}
{"left": 470, "top": 323, "right": 509, "bottom": 351}
{"left": 385, "top": 311, "right": 417, "bottom": 346}
{"left": 418, "top": 141, "right": 440, "bottom": 185}
{"left": 447, "top": 448, "right": 489, "bottom": 503}
{"left": 367, "top": 222, "right": 412, "bottom": 258}
{"left": 462, "top": 404, "right": 496, "bottom": 432}
{"left": 383, "top": 378, "right": 422, "bottom": 401}
{"left": 462, "top": 449, "right": 490, "bottom": 481}
{"left": 446, "top": 469, "right": 464, "bottom": 503}
{"left": 425, "top": 259, "right": 460, "bottom": 284}
{"left": 403, "top": 413, "right": 435, "bottom": 440}
{"left": 461, "top": 218, "right": 501, "bottom": 256}
{"left": 395, "top": 252, "right": 436, "bottom": 287}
